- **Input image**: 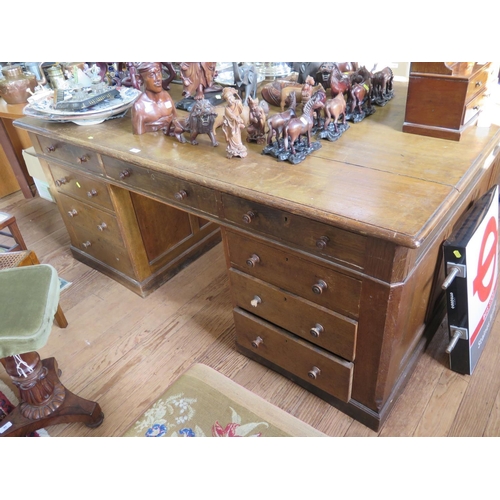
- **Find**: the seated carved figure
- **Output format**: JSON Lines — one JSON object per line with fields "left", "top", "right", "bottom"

{"left": 131, "top": 62, "right": 186, "bottom": 142}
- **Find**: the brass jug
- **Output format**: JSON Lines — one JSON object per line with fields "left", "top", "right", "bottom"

{"left": 0, "top": 65, "right": 37, "bottom": 104}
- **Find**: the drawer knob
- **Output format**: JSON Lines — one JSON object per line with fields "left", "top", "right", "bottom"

{"left": 250, "top": 295, "right": 262, "bottom": 307}
{"left": 475, "top": 81, "right": 482, "bottom": 87}
{"left": 55, "top": 177, "right": 67, "bottom": 187}
{"left": 97, "top": 222, "right": 107, "bottom": 231}
{"left": 175, "top": 189, "right": 188, "bottom": 201}
{"left": 308, "top": 366, "right": 321, "bottom": 380}
{"left": 119, "top": 170, "right": 131, "bottom": 179}
{"left": 46, "top": 145, "right": 56, "bottom": 153}
{"left": 246, "top": 254, "right": 260, "bottom": 267}
{"left": 251, "top": 336, "right": 263, "bottom": 348}
{"left": 82, "top": 241, "right": 92, "bottom": 248}
{"left": 67, "top": 209, "right": 78, "bottom": 217}
{"left": 77, "top": 155, "right": 89, "bottom": 163}
{"left": 242, "top": 210, "right": 256, "bottom": 224}
{"left": 316, "top": 236, "right": 329, "bottom": 250}
{"left": 312, "top": 279, "right": 328, "bottom": 295}
{"left": 87, "top": 189, "right": 98, "bottom": 197}
{"left": 310, "top": 323, "right": 324, "bottom": 338}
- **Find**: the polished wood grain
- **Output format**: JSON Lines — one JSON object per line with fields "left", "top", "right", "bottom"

{"left": 1, "top": 189, "right": 500, "bottom": 436}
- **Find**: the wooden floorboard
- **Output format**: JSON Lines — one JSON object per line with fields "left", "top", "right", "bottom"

{"left": 1, "top": 190, "right": 500, "bottom": 437}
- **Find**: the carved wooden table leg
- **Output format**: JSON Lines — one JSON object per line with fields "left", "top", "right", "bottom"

{"left": 0, "top": 354, "right": 104, "bottom": 437}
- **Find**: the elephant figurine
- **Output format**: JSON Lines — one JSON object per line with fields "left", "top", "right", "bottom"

{"left": 232, "top": 62, "right": 257, "bottom": 106}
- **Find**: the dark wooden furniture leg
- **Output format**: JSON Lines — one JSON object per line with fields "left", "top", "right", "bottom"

{"left": 0, "top": 353, "right": 104, "bottom": 437}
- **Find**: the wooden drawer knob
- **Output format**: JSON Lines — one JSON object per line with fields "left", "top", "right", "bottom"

{"left": 246, "top": 254, "right": 260, "bottom": 267}
{"left": 97, "top": 222, "right": 107, "bottom": 231}
{"left": 82, "top": 241, "right": 92, "bottom": 248}
{"left": 67, "top": 209, "right": 78, "bottom": 217}
{"left": 242, "top": 210, "right": 256, "bottom": 224}
{"left": 251, "top": 336, "right": 263, "bottom": 348}
{"left": 175, "top": 189, "right": 188, "bottom": 201}
{"left": 316, "top": 236, "right": 329, "bottom": 250}
{"left": 308, "top": 366, "right": 321, "bottom": 380}
{"left": 119, "top": 170, "right": 131, "bottom": 179}
{"left": 310, "top": 323, "right": 324, "bottom": 338}
{"left": 55, "top": 177, "right": 67, "bottom": 187}
{"left": 250, "top": 295, "right": 262, "bottom": 307}
{"left": 312, "top": 279, "right": 328, "bottom": 295}
{"left": 46, "top": 145, "right": 56, "bottom": 153}
{"left": 87, "top": 189, "right": 98, "bottom": 198}
{"left": 77, "top": 155, "right": 88, "bottom": 163}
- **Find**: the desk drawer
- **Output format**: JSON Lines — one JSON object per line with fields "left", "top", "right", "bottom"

{"left": 50, "top": 163, "right": 114, "bottom": 211}
{"left": 102, "top": 156, "right": 218, "bottom": 217}
{"left": 229, "top": 269, "right": 357, "bottom": 361}
{"left": 465, "top": 66, "right": 491, "bottom": 103}
{"left": 226, "top": 230, "right": 361, "bottom": 319}
{"left": 37, "top": 135, "right": 102, "bottom": 175}
{"left": 70, "top": 224, "right": 134, "bottom": 277}
{"left": 58, "top": 193, "right": 123, "bottom": 244}
{"left": 234, "top": 308, "right": 353, "bottom": 403}
{"left": 463, "top": 91, "right": 486, "bottom": 125}
{"left": 221, "top": 193, "right": 366, "bottom": 270}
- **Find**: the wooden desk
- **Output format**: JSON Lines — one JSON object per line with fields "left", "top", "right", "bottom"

{"left": 13, "top": 82, "right": 500, "bottom": 430}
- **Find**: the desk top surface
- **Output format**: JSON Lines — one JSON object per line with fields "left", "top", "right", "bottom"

{"left": 14, "top": 82, "right": 500, "bottom": 248}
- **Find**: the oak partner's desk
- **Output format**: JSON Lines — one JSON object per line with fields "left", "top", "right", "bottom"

{"left": 14, "top": 83, "right": 500, "bottom": 430}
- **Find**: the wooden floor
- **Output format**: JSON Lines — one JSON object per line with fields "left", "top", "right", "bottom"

{"left": 1, "top": 189, "right": 500, "bottom": 437}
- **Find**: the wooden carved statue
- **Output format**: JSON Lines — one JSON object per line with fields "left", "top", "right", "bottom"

{"left": 372, "top": 66, "right": 394, "bottom": 105}
{"left": 179, "top": 62, "right": 220, "bottom": 100}
{"left": 221, "top": 87, "right": 247, "bottom": 159}
{"left": 246, "top": 96, "right": 269, "bottom": 145}
{"left": 283, "top": 90, "right": 325, "bottom": 158}
{"left": 187, "top": 99, "right": 219, "bottom": 147}
{"left": 131, "top": 62, "right": 186, "bottom": 142}
{"left": 265, "top": 91, "right": 297, "bottom": 149}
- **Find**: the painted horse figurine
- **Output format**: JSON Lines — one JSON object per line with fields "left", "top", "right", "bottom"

{"left": 284, "top": 90, "right": 325, "bottom": 157}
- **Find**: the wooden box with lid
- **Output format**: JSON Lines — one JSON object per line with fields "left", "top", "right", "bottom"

{"left": 403, "top": 62, "right": 493, "bottom": 141}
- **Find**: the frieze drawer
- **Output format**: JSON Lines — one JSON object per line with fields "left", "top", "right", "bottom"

{"left": 37, "top": 135, "right": 103, "bottom": 175}
{"left": 221, "top": 193, "right": 367, "bottom": 271}
{"left": 102, "top": 155, "right": 218, "bottom": 217}
{"left": 50, "top": 163, "right": 114, "bottom": 211}
{"left": 234, "top": 308, "right": 353, "bottom": 403}
{"left": 225, "top": 229, "right": 361, "bottom": 319}
{"left": 229, "top": 268, "right": 357, "bottom": 361}
{"left": 58, "top": 193, "right": 123, "bottom": 245}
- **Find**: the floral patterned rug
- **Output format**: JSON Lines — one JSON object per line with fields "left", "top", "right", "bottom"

{"left": 123, "top": 364, "right": 325, "bottom": 437}
{"left": 0, "top": 379, "right": 49, "bottom": 437}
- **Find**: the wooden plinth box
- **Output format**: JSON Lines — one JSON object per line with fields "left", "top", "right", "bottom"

{"left": 403, "top": 62, "right": 492, "bottom": 141}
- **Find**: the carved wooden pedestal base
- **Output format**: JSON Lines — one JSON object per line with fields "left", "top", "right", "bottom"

{"left": 0, "top": 354, "right": 104, "bottom": 437}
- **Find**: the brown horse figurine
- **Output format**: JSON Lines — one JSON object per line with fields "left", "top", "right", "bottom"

{"left": 267, "top": 91, "right": 297, "bottom": 147}
{"left": 329, "top": 63, "right": 351, "bottom": 98}
{"left": 324, "top": 92, "right": 347, "bottom": 133}
{"left": 348, "top": 82, "right": 370, "bottom": 114}
{"left": 372, "top": 66, "right": 394, "bottom": 100}
{"left": 284, "top": 91, "right": 325, "bottom": 155}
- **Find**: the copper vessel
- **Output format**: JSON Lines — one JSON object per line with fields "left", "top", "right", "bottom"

{"left": 0, "top": 65, "right": 37, "bottom": 104}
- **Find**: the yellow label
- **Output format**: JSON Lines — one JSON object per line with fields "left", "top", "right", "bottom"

{"left": 453, "top": 250, "right": 462, "bottom": 258}
{"left": 76, "top": 181, "right": 81, "bottom": 188}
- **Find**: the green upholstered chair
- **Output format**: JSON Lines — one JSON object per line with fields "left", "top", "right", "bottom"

{"left": 0, "top": 250, "right": 104, "bottom": 437}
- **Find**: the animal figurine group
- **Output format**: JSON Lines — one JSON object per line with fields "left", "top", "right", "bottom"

{"left": 130, "top": 62, "right": 395, "bottom": 163}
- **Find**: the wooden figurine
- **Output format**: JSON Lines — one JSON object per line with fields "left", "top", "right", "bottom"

{"left": 131, "top": 62, "right": 187, "bottom": 142}
{"left": 246, "top": 96, "right": 269, "bottom": 145}
{"left": 263, "top": 91, "right": 298, "bottom": 152}
{"left": 232, "top": 62, "right": 257, "bottom": 106}
{"left": 283, "top": 90, "right": 325, "bottom": 158}
{"left": 372, "top": 66, "right": 394, "bottom": 105}
{"left": 179, "top": 62, "right": 220, "bottom": 100}
{"left": 318, "top": 92, "right": 349, "bottom": 142}
{"left": 186, "top": 99, "right": 219, "bottom": 147}
{"left": 221, "top": 87, "right": 247, "bottom": 159}
{"left": 346, "top": 66, "right": 375, "bottom": 122}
